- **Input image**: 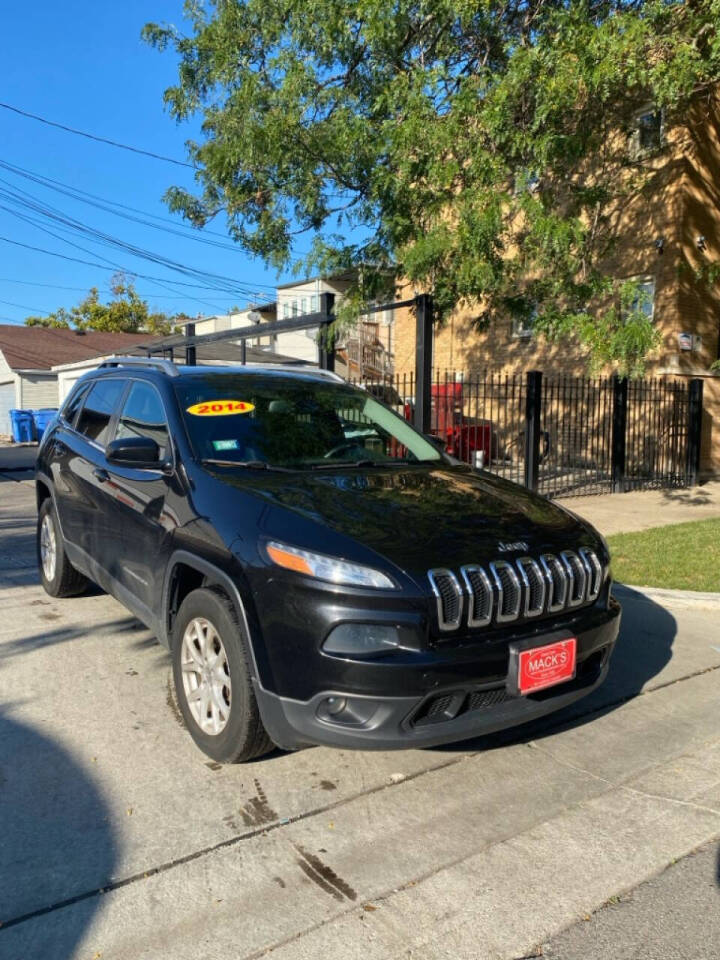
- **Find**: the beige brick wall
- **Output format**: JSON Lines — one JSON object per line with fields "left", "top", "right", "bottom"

{"left": 391, "top": 98, "right": 720, "bottom": 475}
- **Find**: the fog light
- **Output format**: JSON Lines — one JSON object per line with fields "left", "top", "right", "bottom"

{"left": 323, "top": 623, "right": 400, "bottom": 656}
{"left": 324, "top": 696, "right": 347, "bottom": 716}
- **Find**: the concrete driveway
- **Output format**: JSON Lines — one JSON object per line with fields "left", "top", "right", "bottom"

{"left": 1, "top": 477, "right": 719, "bottom": 960}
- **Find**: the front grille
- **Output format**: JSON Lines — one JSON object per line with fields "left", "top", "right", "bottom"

{"left": 429, "top": 548, "right": 605, "bottom": 631}
{"left": 427, "top": 568, "right": 463, "bottom": 630}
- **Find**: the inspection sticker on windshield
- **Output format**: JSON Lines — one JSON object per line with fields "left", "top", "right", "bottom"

{"left": 186, "top": 400, "right": 255, "bottom": 417}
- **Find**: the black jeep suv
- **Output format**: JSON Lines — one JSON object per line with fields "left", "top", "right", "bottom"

{"left": 36, "top": 358, "right": 621, "bottom": 762}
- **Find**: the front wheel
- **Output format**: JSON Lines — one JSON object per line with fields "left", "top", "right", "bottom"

{"left": 171, "top": 587, "right": 274, "bottom": 763}
{"left": 37, "top": 499, "right": 89, "bottom": 598}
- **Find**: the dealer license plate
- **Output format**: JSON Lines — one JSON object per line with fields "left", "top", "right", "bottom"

{"left": 515, "top": 638, "right": 577, "bottom": 695}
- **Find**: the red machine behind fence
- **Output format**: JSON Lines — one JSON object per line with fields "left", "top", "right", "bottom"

{"left": 430, "top": 382, "right": 493, "bottom": 465}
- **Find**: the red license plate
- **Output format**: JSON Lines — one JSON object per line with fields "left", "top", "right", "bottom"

{"left": 516, "top": 638, "right": 577, "bottom": 695}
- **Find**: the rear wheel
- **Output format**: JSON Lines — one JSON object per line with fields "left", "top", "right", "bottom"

{"left": 37, "top": 499, "right": 89, "bottom": 598}
{"left": 171, "top": 587, "right": 274, "bottom": 763}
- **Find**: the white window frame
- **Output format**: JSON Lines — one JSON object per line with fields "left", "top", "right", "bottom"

{"left": 627, "top": 276, "right": 656, "bottom": 322}
{"left": 631, "top": 105, "right": 664, "bottom": 158}
{"left": 510, "top": 306, "right": 536, "bottom": 339}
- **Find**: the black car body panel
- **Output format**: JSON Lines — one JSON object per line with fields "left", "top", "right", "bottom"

{"left": 37, "top": 361, "right": 621, "bottom": 752}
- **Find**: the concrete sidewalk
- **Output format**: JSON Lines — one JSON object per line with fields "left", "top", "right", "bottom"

{"left": 556, "top": 481, "right": 720, "bottom": 537}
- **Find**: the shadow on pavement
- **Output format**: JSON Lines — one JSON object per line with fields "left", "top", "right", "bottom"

{"left": 0, "top": 707, "right": 117, "bottom": 958}
{"left": 660, "top": 485, "right": 713, "bottom": 507}
{"left": 434, "top": 586, "right": 676, "bottom": 753}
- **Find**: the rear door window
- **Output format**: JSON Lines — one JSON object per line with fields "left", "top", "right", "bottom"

{"left": 114, "top": 381, "right": 170, "bottom": 460}
{"left": 76, "top": 379, "right": 126, "bottom": 447}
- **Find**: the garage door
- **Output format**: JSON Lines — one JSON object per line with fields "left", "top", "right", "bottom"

{"left": 0, "top": 381, "right": 16, "bottom": 437}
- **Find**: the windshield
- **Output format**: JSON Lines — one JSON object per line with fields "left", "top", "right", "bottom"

{"left": 175, "top": 373, "right": 443, "bottom": 470}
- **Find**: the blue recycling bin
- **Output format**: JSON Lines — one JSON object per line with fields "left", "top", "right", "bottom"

{"left": 9, "top": 409, "right": 35, "bottom": 443}
{"left": 31, "top": 408, "right": 58, "bottom": 440}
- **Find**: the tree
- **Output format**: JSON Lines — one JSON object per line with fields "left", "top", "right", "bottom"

{"left": 25, "top": 275, "right": 179, "bottom": 334}
{"left": 144, "top": 1, "right": 720, "bottom": 374}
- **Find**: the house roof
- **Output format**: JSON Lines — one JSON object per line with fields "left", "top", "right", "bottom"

{"left": 0, "top": 325, "right": 157, "bottom": 372}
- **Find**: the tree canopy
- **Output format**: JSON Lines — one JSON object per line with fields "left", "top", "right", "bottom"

{"left": 144, "top": 0, "right": 720, "bottom": 373}
{"left": 24, "top": 275, "right": 181, "bottom": 334}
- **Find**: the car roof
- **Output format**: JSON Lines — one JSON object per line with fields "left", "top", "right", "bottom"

{"left": 88, "top": 357, "right": 345, "bottom": 384}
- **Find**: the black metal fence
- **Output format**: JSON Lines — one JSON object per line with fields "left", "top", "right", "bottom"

{"left": 356, "top": 370, "right": 704, "bottom": 499}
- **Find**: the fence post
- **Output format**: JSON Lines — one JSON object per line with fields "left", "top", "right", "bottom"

{"left": 524, "top": 370, "right": 543, "bottom": 491}
{"left": 686, "top": 378, "right": 704, "bottom": 486}
{"left": 611, "top": 375, "right": 628, "bottom": 493}
{"left": 413, "top": 293, "right": 433, "bottom": 433}
{"left": 318, "top": 293, "right": 336, "bottom": 371}
{"left": 186, "top": 322, "right": 196, "bottom": 366}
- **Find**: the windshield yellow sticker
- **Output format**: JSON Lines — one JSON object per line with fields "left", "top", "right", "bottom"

{"left": 186, "top": 400, "right": 255, "bottom": 417}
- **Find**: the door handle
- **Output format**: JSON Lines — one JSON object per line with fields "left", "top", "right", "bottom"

{"left": 93, "top": 468, "right": 109, "bottom": 483}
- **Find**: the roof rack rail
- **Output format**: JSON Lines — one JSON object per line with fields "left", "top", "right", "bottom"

{"left": 98, "top": 356, "right": 180, "bottom": 377}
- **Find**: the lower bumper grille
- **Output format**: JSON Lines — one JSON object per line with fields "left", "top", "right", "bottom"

{"left": 411, "top": 650, "right": 606, "bottom": 728}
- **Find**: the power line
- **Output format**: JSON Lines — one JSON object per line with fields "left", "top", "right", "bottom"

{"left": 0, "top": 159, "right": 253, "bottom": 254}
{"left": 0, "top": 101, "right": 194, "bottom": 169}
{"left": 0, "top": 181, "right": 279, "bottom": 300}
{"left": 0, "top": 277, "right": 214, "bottom": 299}
{"left": 0, "top": 234, "right": 250, "bottom": 294}
{"left": 0, "top": 296, "right": 48, "bottom": 314}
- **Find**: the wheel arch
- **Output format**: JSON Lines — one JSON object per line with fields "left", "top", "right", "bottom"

{"left": 36, "top": 474, "right": 53, "bottom": 512}
{"left": 162, "top": 551, "right": 261, "bottom": 680}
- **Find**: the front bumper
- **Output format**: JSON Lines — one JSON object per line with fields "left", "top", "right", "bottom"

{"left": 255, "top": 596, "right": 621, "bottom": 751}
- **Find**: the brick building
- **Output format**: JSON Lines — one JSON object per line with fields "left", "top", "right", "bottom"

{"left": 391, "top": 95, "right": 720, "bottom": 477}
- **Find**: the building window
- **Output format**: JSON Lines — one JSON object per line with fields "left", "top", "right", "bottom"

{"left": 628, "top": 277, "right": 655, "bottom": 321}
{"left": 282, "top": 303, "right": 289, "bottom": 319}
{"left": 513, "top": 168, "right": 540, "bottom": 195}
{"left": 291, "top": 300, "right": 299, "bottom": 317}
{"left": 511, "top": 307, "right": 536, "bottom": 339}
{"left": 300, "top": 297, "right": 307, "bottom": 314}
{"left": 310, "top": 294, "right": 318, "bottom": 312}
{"left": 632, "top": 106, "right": 663, "bottom": 156}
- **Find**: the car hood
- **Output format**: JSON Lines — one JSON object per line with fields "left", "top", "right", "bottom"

{"left": 225, "top": 463, "right": 601, "bottom": 577}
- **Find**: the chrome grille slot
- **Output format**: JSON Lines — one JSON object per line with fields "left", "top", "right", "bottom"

{"left": 489, "top": 560, "right": 522, "bottom": 622}
{"left": 517, "top": 557, "right": 546, "bottom": 617}
{"left": 428, "top": 569, "right": 463, "bottom": 630}
{"left": 460, "top": 565, "right": 493, "bottom": 627}
{"left": 579, "top": 548, "right": 603, "bottom": 601}
{"left": 560, "top": 550, "right": 586, "bottom": 606}
{"left": 427, "top": 545, "right": 604, "bottom": 633}
{"left": 540, "top": 554, "right": 568, "bottom": 612}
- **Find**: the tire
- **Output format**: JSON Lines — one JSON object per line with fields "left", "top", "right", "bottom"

{"left": 171, "top": 587, "right": 274, "bottom": 763}
{"left": 37, "top": 498, "right": 89, "bottom": 598}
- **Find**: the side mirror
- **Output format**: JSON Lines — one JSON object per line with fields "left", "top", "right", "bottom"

{"left": 106, "top": 436, "right": 162, "bottom": 468}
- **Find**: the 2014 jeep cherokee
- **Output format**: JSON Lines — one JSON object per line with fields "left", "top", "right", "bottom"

{"left": 36, "top": 357, "right": 621, "bottom": 762}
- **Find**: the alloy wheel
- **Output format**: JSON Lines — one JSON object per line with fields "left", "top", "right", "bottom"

{"left": 180, "top": 617, "right": 232, "bottom": 735}
{"left": 40, "top": 514, "right": 57, "bottom": 582}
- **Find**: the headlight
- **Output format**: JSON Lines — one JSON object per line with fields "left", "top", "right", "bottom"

{"left": 323, "top": 623, "right": 400, "bottom": 656}
{"left": 265, "top": 540, "right": 396, "bottom": 590}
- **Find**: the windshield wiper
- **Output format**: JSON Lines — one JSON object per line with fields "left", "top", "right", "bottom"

{"left": 200, "top": 458, "right": 294, "bottom": 473}
{"left": 309, "top": 458, "right": 426, "bottom": 470}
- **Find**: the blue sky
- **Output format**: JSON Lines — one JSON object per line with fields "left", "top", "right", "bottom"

{"left": 0, "top": 1, "right": 297, "bottom": 325}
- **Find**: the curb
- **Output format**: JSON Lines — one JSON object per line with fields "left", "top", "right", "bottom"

{"left": 614, "top": 582, "right": 720, "bottom": 609}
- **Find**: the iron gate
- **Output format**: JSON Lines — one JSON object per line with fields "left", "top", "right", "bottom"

{"left": 359, "top": 370, "right": 703, "bottom": 498}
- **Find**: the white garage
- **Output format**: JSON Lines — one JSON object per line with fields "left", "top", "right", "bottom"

{"left": 0, "top": 326, "right": 156, "bottom": 438}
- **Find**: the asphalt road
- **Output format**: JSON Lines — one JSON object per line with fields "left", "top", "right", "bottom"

{"left": 1, "top": 477, "right": 719, "bottom": 960}
{"left": 543, "top": 840, "right": 720, "bottom": 960}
